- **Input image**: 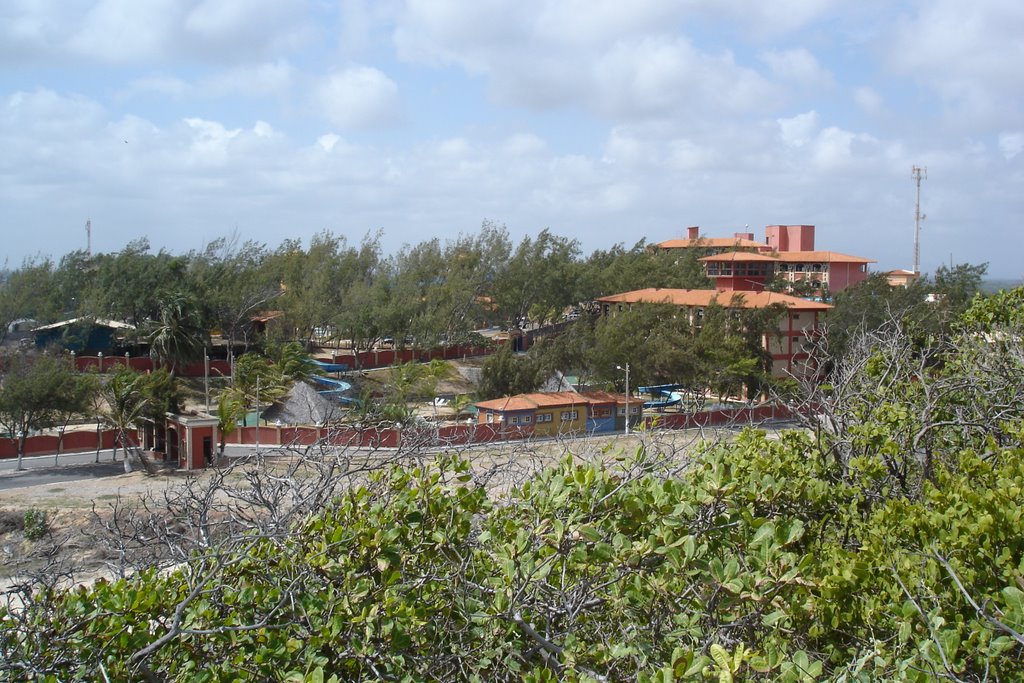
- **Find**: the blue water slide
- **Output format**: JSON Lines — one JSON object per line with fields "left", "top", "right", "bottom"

{"left": 643, "top": 391, "right": 684, "bottom": 409}
{"left": 310, "top": 374, "right": 360, "bottom": 405}
{"left": 637, "top": 384, "right": 684, "bottom": 395}
{"left": 313, "top": 359, "right": 350, "bottom": 373}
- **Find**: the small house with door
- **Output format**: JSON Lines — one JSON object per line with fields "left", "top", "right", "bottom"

{"left": 475, "top": 391, "right": 637, "bottom": 436}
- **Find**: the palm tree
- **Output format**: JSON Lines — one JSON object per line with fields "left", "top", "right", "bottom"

{"left": 271, "top": 341, "right": 319, "bottom": 384}
{"left": 102, "top": 368, "right": 149, "bottom": 472}
{"left": 450, "top": 394, "right": 475, "bottom": 421}
{"left": 215, "top": 390, "right": 245, "bottom": 454}
{"left": 149, "top": 293, "right": 207, "bottom": 376}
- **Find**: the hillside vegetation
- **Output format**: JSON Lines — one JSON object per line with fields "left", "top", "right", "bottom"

{"left": 2, "top": 289, "right": 1023, "bottom": 681}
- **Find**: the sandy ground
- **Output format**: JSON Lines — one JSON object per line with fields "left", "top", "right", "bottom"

{"left": 0, "top": 423, "right": 754, "bottom": 597}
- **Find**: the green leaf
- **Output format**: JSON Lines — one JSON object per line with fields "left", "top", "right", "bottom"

{"left": 710, "top": 644, "right": 731, "bottom": 671}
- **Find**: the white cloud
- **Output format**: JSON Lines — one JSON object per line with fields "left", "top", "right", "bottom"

{"left": 760, "top": 48, "right": 833, "bottom": 88}
{"left": 998, "top": 132, "right": 1024, "bottom": 160}
{"left": 887, "top": 0, "right": 1024, "bottom": 129}
{"left": 199, "top": 60, "right": 295, "bottom": 98}
{"left": 68, "top": 0, "right": 179, "bottom": 62}
{"left": 854, "top": 87, "right": 884, "bottom": 116}
{"left": 394, "top": 1, "right": 780, "bottom": 122}
{"left": 713, "top": 0, "right": 839, "bottom": 35}
{"left": 182, "top": 0, "right": 313, "bottom": 60}
{"left": 316, "top": 66, "right": 401, "bottom": 129}
{"left": 184, "top": 117, "right": 241, "bottom": 162}
{"left": 253, "top": 121, "right": 274, "bottom": 138}
{"left": 810, "top": 127, "right": 880, "bottom": 169}
{"left": 316, "top": 133, "right": 341, "bottom": 153}
{"left": 778, "top": 111, "right": 819, "bottom": 147}
{"left": 1, "top": 88, "right": 105, "bottom": 135}
{"left": 121, "top": 75, "right": 191, "bottom": 100}
{"left": 500, "top": 133, "right": 546, "bottom": 157}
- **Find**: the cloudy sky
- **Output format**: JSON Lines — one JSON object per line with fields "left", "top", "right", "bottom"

{"left": 2, "top": 0, "right": 1022, "bottom": 277}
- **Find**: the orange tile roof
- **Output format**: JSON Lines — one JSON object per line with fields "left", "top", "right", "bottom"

{"left": 774, "top": 251, "right": 874, "bottom": 264}
{"left": 475, "top": 391, "right": 632, "bottom": 412}
{"left": 658, "top": 237, "right": 765, "bottom": 250}
{"left": 578, "top": 391, "right": 630, "bottom": 405}
{"left": 595, "top": 288, "right": 831, "bottom": 311}
{"left": 474, "top": 396, "right": 538, "bottom": 412}
{"left": 475, "top": 392, "right": 591, "bottom": 412}
{"left": 699, "top": 251, "right": 780, "bottom": 262}
{"left": 527, "top": 392, "right": 592, "bottom": 407}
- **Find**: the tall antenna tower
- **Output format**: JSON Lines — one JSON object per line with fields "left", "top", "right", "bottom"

{"left": 912, "top": 166, "right": 927, "bottom": 274}
{"left": 85, "top": 219, "right": 92, "bottom": 256}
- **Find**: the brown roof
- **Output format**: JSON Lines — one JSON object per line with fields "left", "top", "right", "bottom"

{"left": 774, "top": 251, "right": 874, "bottom": 264}
{"left": 578, "top": 391, "right": 629, "bottom": 405}
{"left": 595, "top": 288, "right": 831, "bottom": 311}
{"left": 475, "top": 391, "right": 630, "bottom": 412}
{"left": 473, "top": 396, "right": 539, "bottom": 412}
{"left": 699, "top": 251, "right": 781, "bottom": 263}
{"left": 658, "top": 237, "right": 765, "bottom": 250}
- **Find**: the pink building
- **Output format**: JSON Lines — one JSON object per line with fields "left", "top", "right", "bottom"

{"left": 596, "top": 288, "right": 830, "bottom": 378}
{"left": 662, "top": 224, "right": 874, "bottom": 295}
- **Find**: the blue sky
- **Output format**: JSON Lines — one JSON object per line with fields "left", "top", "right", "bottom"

{"left": 2, "top": 0, "right": 1022, "bottom": 277}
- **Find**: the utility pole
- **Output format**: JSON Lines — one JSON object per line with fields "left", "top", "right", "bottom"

{"left": 255, "top": 375, "right": 260, "bottom": 454}
{"left": 203, "top": 347, "right": 210, "bottom": 414}
{"left": 912, "top": 166, "right": 927, "bottom": 274}
{"left": 617, "top": 363, "right": 630, "bottom": 435}
{"left": 85, "top": 219, "right": 92, "bottom": 256}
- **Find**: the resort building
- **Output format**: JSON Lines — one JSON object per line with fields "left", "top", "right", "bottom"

{"left": 660, "top": 224, "right": 874, "bottom": 295}
{"left": 474, "top": 391, "right": 641, "bottom": 436}
{"left": 595, "top": 288, "right": 830, "bottom": 378}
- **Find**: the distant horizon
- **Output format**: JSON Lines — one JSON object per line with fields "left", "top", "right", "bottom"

{"left": 2, "top": 228, "right": 1018, "bottom": 286}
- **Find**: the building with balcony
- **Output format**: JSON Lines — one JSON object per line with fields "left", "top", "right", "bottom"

{"left": 660, "top": 224, "right": 874, "bottom": 295}
{"left": 595, "top": 288, "right": 830, "bottom": 378}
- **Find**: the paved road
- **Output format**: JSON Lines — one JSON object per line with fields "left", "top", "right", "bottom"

{"left": 0, "top": 450, "right": 123, "bottom": 473}
{"left": 0, "top": 461, "right": 127, "bottom": 492}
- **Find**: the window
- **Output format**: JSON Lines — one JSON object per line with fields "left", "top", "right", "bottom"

{"left": 560, "top": 410, "right": 578, "bottom": 421}
{"left": 510, "top": 416, "right": 519, "bottom": 425}
{"left": 537, "top": 413, "right": 552, "bottom": 423}
{"left": 617, "top": 407, "right": 626, "bottom": 416}
{"left": 523, "top": 415, "right": 532, "bottom": 424}
{"left": 630, "top": 406, "right": 640, "bottom": 414}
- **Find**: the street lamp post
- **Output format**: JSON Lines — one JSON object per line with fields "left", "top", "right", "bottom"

{"left": 255, "top": 374, "right": 260, "bottom": 455}
{"left": 617, "top": 363, "right": 630, "bottom": 435}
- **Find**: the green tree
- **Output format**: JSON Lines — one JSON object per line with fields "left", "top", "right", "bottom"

{"left": 477, "top": 344, "right": 544, "bottom": 399}
{"left": 187, "top": 235, "right": 279, "bottom": 363}
{"left": 269, "top": 341, "right": 318, "bottom": 384}
{"left": 0, "top": 257, "right": 61, "bottom": 342}
{"left": 89, "top": 238, "right": 190, "bottom": 326}
{"left": 232, "top": 353, "right": 287, "bottom": 426}
{"left": 491, "top": 229, "right": 582, "bottom": 329}
{"left": 100, "top": 366, "right": 149, "bottom": 469}
{"left": 0, "top": 353, "right": 84, "bottom": 470}
{"left": 147, "top": 293, "right": 208, "bottom": 376}
{"left": 51, "top": 370, "right": 100, "bottom": 465}
{"left": 215, "top": 390, "right": 245, "bottom": 454}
